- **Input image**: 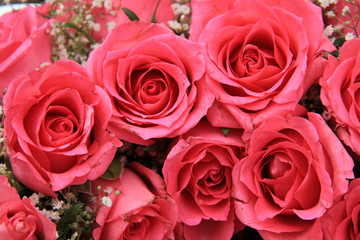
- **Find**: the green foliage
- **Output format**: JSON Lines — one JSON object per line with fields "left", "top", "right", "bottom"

{"left": 329, "top": 37, "right": 346, "bottom": 58}
{"left": 57, "top": 203, "right": 84, "bottom": 238}
{"left": 55, "top": 192, "right": 98, "bottom": 240}
{"left": 222, "top": 128, "right": 230, "bottom": 137}
{"left": 63, "top": 23, "right": 96, "bottom": 45}
{"left": 122, "top": 8, "right": 140, "bottom": 21}
{"left": 151, "top": 0, "right": 162, "bottom": 23}
{"left": 101, "top": 159, "right": 123, "bottom": 180}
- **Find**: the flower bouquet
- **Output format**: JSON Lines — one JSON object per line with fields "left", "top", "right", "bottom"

{"left": 0, "top": 0, "right": 359, "bottom": 239}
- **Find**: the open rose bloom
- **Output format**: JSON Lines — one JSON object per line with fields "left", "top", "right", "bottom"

{"left": 320, "top": 38, "right": 360, "bottom": 156}
{"left": 232, "top": 113, "right": 354, "bottom": 239}
{"left": 0, "top": 176, "right": 56, "bottom": 239}
{"left": 193, "top": 0, "right": 335, "bottom": 135}
{"left": 321, "top": 178, "right": 360, "bottom": 240}
{"left": 3, "top": 60, "right": 121, "bottom": 197}
{"left": 163, "top": 120, "right": 245, "bottom": 239}
{"left": 91, "top": 162, "right": 179, "bottom": 240}
{"left": 86, "top": 21, "right": 214, "bottom": 145}
{"left": 0, "top": 5, "right": 51, "bottom": 96}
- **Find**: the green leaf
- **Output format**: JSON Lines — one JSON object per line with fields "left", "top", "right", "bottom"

{"left": 122, "top": 8, "right": 140, "bottom": 21}
{"left": 70, "top": 180, "right": 92, "bottom": 194}
{"left": 333, "top": 37, "right": 346, "bottom": 48}
{"left": 151, "top": 0, "right": 162, "bottom": 23}
{"left": 63, "top": 22, "right": 96, "bottom": 44}
{"left": 101, "top": 159, "right": 123, "bottom": 180}
{"left": 222, "top": 128, "right": 230, "bottom": 137}
{"left": 143, "top": 144, "right": 156, "bottom": 151}
{"left": 57, "top": 203, "right": 83, "bottom": 237}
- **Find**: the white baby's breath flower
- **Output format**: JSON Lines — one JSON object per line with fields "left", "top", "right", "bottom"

{"left": 182, "top": 23, "right": 189, "bottom": 31}
{"left": 318, "top": 0, "right": 337, "bottom": 8}
{"left": 88, "top": 196, "right": 97, "bottom": 204}
{"left": 342, "top": 6, "right": 351, "bottom": 16}
{"left": 57, "top": 46, "right": 69, "bottom": 59}
{"left": 0, "top": 164, "right": 6, "bottom": 174}
{"left": 103, "top": 186, "right": 113, "bottom": 195}
{"left": 65, "top": 192, "right": 77, "bottom": 202}
{"left": 334, "top": 24, "right": 344, "bottom": 32}
{"left": 177, "top": 5, "right": 191, "bottom": 15}
{"left": 104, "top": 0, "right": 112, "bottom": 10}
{"left": 325, "top": 10, "right": 336, "bottom": 18}
{"left": 107, "top": 21, "right": 116, "bottom": 31}
{"left": 168, "top": 20, "right": 182, "bottom": 33}
{"left": 88, "top": 21, "right": 101, "bottom": 32}
{"left": 92, "top": 0, "right": 102, "bottom": 8}
{"left": 29, "top": 193, "right": 40, "bottom": 205}
{"left": 85, "top": 14, "right": 93, "bottom": 21}
{"left": 93, "top": 23, "right": 101, "bottom": 32}
{"left": 85, "top": 206, "right": 94, "bottom": 213}
{"left": 41, "top": 209, "right": 61, "bottom": 221}
{"left": 101, "top": 196, "right": 112, "bottom": 207}
{"left": 345, "top": 32, "right": 355, "bottom": 40}
{"left": 52, "top": 198, "right": 63, "bottom": 210}
{"left": 318, "top": 0, "right": 330, "bottom": 8}
{"left": 172, "top": 3, "right": 181, "bottom": 12}
{"left": 324, "top": 25, "right": 334, "bottom": 36}
{"left": 49, "top": 211, "right": 61, "bottom": 221}
{"left": 55, "top": 3, "right": 65, "bottom": 15}
{"left": 91, "top": 43, "right": 101, "bottom": 50}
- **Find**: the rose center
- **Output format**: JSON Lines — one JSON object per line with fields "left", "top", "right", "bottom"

{"left": 49, "top": 118, "right": 74, "bottom": 134}
{"left": 14, "top": 219, "right": 25, "bottom": 232}
{"left": 262, "top": 155, "right": 291, "bottom": 179}
{"left": 243, "top": 48, "right": 259, "bottom": 67}
{"left": 124, "top": 217, "right": 146, "bottom": 238}
{"left": 8, "top": 211, "right": 36, "bottom": 234}
{"left": 142, "top": 80, "right": 166, "bottom": 97}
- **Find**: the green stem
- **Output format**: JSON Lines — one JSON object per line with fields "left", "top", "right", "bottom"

{"left": 63, "top": 22, "right": 96, "bottom": 45}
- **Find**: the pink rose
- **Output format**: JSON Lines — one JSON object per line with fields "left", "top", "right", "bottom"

{"left": 91, "top": 162, "right": 179, "bottom": 240}
{"left": 320, "top": 38, "right": 360, "bottom": 156}
{"left": 162, "top": 120, "right": 245, "bottom": 239}
{"left": 3, "top": 60, "right": 121, "bottom": 197}
{"left": 183, "top": 210, "right": 241, "bottom": 240}
{"left": 194, "top": 0, "right": 335, "bottom": 135}
{"left": 232, "top": 113, "right": 354, "bottom": 239}
{"left": 189, "top": 0, "right": 236, "bottom": 41}
{"left": 0, "top": 5, "right": 51, "bottom": 96}
{"left": 0, "top": 176, "right": 56, "bottom": 239}
{"left": 321, "top": 178, "right": 360, "bottom": 240}
{"left": 86, "top": 21, "right": 214, "bottom": 145}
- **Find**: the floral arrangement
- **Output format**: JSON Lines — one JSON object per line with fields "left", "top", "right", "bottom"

{"left": 0, "top": 0, "right": 360, "bottom": 239}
